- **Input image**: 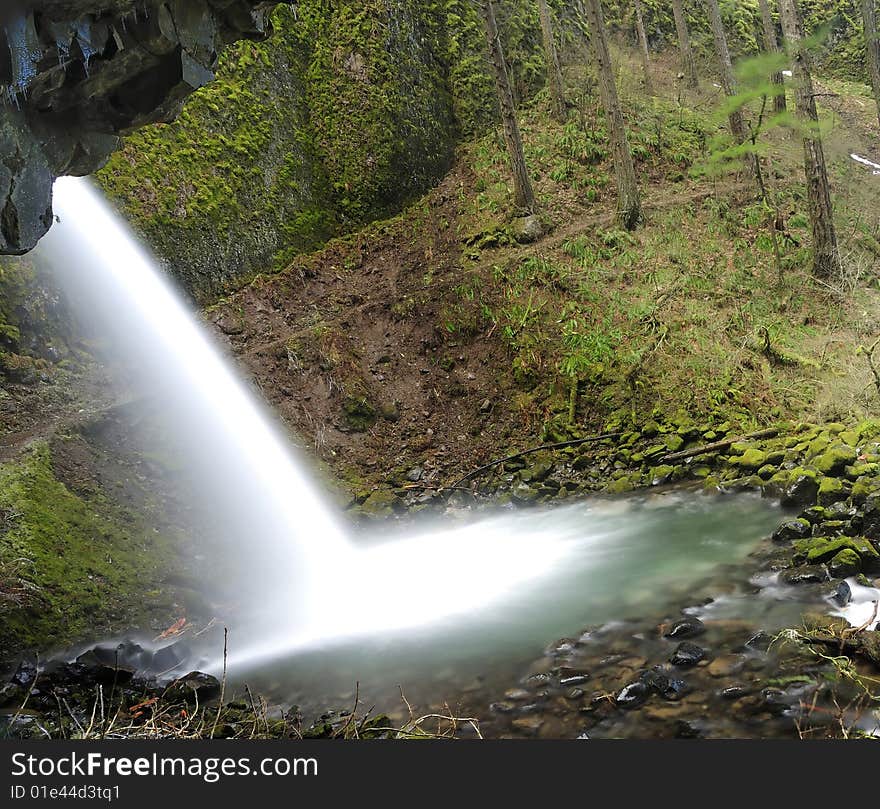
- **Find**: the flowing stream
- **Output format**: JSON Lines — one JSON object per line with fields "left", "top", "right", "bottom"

{"left": 31, "top": 178, "right": 878, "bottom": 723}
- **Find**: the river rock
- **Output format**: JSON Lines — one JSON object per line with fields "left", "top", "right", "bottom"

{"left": 663, "top": 616, "right": 705, "bottom": 639}
{"left": 616, "top": 681, "right": 649, "bottom": 709}
{"left": 779, "top": 565, "right": 828, "bottom": 585}
{"left": 669, "top": 642, "right": 706, "bottom": 667}
{"left": 828, "top": 579, "right": 852, "bottom": 606}
{"left": 557, "top": 668, "right": 590, "bottom": 687}
{"left": 781, "top": 471, "right": 819, "bottom": 507}
{"left": 772, "top": 518, "right": 812, "bottom": 543}
{"left": 829, "top": 549, "right": 860, "bottom": 579}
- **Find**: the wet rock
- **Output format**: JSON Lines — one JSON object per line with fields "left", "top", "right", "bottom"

{"left": 0, "top": 2, "right": 278, "bottom": 255}
{"left": 829, "top": 549, "right": 861, "bottom": 579}
{"left": 150, "top": 641, "right": 190, "bottom": 673}
{"left": 167, "top": 671, "right": 221, "bottom": 703}
{"left": 818, "top": 477, "right": 849, "bottom": 506}
{"left": 828, "top": 579, "right": 852, "bottom": 607}
{"left": 490, "top": 701, "right": 517, "bottom": 714}
{"left": 795, "top": 536, "right": 878, "bottom": 569}
{"left": 10, "top": 660, "right": 37, "bottom": 688}
{"left": 557, "top": 668, "right": 590, "bottom": 687}
{"left": 566, "top": 688, "right": 586, "bottom": 700}
{"left": 730, "top": 448, "right": 766, "bottom": 471}
{"left": 772, "top": 518, "right": 812, "bottom": 543}
{"left": 637, "top": 668, "right": 670, "bottom": 695}
{"left": 862, "top": 495, "right": 880, "bottom": 540}
{"left": 503, "top": 689, "right": 531, "bottom": 702}
{"left": 662, "top": 678, "right": 691, "bottom": 701}
{"left": 616, "top": 681, "right": 649, "bottom": 709}
{"left": 781, "top": 471, "right": 819, "bottom": 507}
{"left": 511, "top": 482, "right": 539, "bottom": 504}
{"left": 650, "top": 465, "right": 675, "bottom": 486}
{"left": 760, "top": 687, "right": 790, "bottom": 716}
{"left": 779, "top": 565, "right": 828, "bottom": 585}
{"left": 720, "top": 685, "right": 750, "bottom": 700}
{"left": 675, "top": 720, "right": 701, "bottom": 739}
{"left": 669, "top": 642, "right": 706, "bottom": 667}
{"left": 663, "top": 616, "right": 705, "bottom": 639}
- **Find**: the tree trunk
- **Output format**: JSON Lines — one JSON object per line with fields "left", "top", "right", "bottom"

{"left": 583, "top": 0, "right": 641, "bottom": 229}
{"left": 778, "top": 0, "right": 842, "bottom": 280}
{"left": 671, "top": 0, "right": 699, "bottom": 88}
{"left": 862, "top": 0, "right": 880, "bottom": 128}
{"left": 538, "top": 0, "right": 566, "bottom": 121}
{"left": 478, "top": 0, "right": 536, "bottom": 214}
{"left": 705, "top": 0, "right": 747, "bottom": 141}
{"left": 633, "top": 0, "right": 654, "bottom": 95}
{"left": 758, "top": 0, "right": 787, "bottom": 114}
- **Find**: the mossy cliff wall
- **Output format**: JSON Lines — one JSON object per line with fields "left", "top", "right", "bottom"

{"left": 97, "top": 1, "right": 547, "bottom": 303}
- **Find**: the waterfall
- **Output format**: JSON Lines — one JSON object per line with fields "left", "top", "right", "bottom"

{"left": 37, "top": 177, "right": 352, "bottom": 623}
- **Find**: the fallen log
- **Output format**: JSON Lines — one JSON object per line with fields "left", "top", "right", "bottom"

{"left": 659, "top": 427, "right": 781, "bottom": 463}
{"left": 447, "top": 431, "right": 623, "bottom": 491}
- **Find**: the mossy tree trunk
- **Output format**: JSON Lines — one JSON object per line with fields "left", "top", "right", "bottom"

{"left": 538, "top": 0, "right": 566, "bottom": 121}
{"left": 583, "top": 0, "right": 641, "bottom": 229}
{"left": 478, "top": 0, "right": 536, "bottom": 214}
{"left": 671, "top": 0, "right": 699, "bottom": 88}
{"left": 778, "top": 0, "right": 842, "bottom": 280}
{"left": 758, "top": 0, "right": 787, "bottom": 114}
{"left": 862, "top": 0, "right": 880, "bottom": 128}
{"left": 633, "top": 0, "right": 654, "bottom": 96}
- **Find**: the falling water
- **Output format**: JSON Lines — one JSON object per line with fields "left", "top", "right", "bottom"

{"left": 37, "top": 178, "right": 352, "bottom": 619}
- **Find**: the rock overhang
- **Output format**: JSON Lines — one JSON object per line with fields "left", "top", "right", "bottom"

{"left": 0, "top": 0, "right": 281, "bottom": 255}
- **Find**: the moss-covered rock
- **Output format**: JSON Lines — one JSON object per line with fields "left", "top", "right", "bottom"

{"left": 341, "top": 395, "right": 378, "bottom": 432}
{"left": 817, "top": 476, "right": 848, "bottom": 506}
{"left": 829, "top": 548, "right": 861, "bottom": 578}
{"left": 779, "top": 468, "right": 820, "bottom": 507}
{"left": 793, "top": 535, "right": 879, "bottom": 568}
{"left": 359, "top": 488, "right": 400, "bottom": 517}
{"left": 812, "top": 444, "right": 858, "bottom": 476}
{"left": 730, "top": 448, "right": 766, "bottom": 471}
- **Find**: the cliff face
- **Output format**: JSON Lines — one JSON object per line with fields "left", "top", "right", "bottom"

{"left": 0, "top": 0, "right": 280, "bottom": 256}
{"left": 96, "top": 1, "right": 546, "bottom": 302}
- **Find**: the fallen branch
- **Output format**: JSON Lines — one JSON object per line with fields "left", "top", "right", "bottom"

{"left": 447, "top": 431, "right": 622, "bottom": 490}
{"left": 659, "top": 427, "right": 781, "bottom": 463}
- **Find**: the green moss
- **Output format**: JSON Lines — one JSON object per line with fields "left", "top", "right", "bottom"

{"left": 817, "top": 476, "right": 847, "bottom": 506}
{"left": 793, "top": 535, "right": 879, "bottom": 566}
{"left": 0, "top": 444, "right": 180, "bottom": 659}
{"left": 813, "top": 444, "right": 858, "bottom": 475}
{"left": 730, "top": 448, "right": 766, "bottom": 471}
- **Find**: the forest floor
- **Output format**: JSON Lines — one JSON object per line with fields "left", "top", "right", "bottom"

{"left": 208, "top": 50, "right": 880, "bottom": 507}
